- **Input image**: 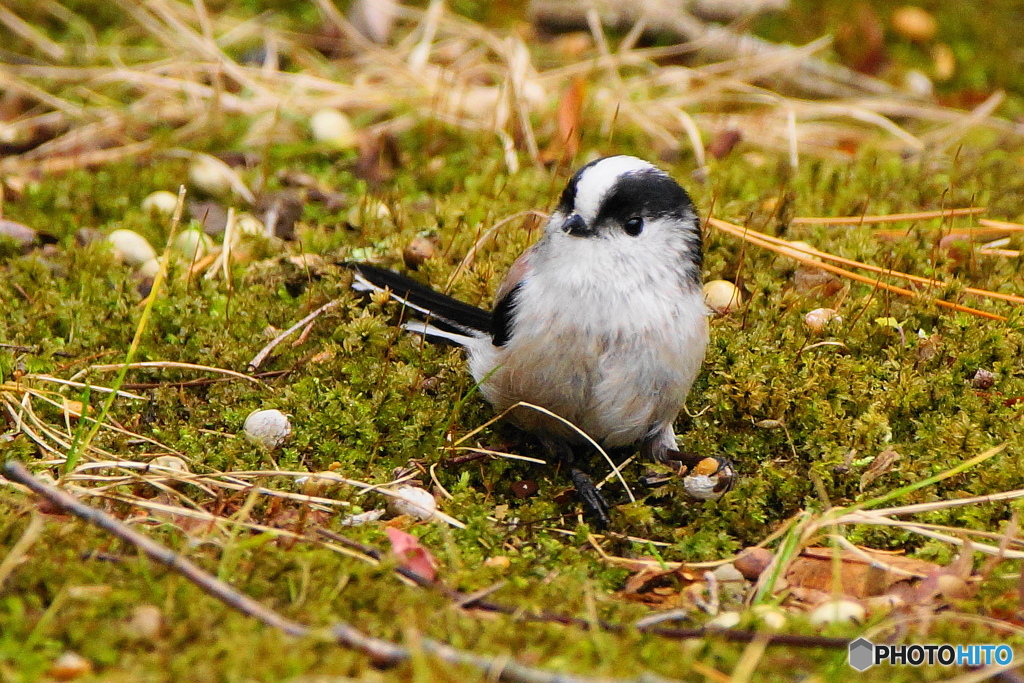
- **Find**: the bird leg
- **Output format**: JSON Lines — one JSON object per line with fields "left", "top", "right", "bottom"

{"left": 544, "top": 438, "right": 611, "bottom": 528}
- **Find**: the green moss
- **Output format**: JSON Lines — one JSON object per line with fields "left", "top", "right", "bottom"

{"left": 3, "top": 2, "right": 1024, "bottom": 681}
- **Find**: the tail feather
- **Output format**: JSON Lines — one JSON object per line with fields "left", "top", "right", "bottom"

{"left": 346, "top": 263, "right": 491, "bottom": 340}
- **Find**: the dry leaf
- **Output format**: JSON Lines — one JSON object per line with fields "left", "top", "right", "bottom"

{"left": 385, "top": 527, "right": 439, "bottom": 582}
{"left": 618, "top": 560, "right": 702, "bottom": 608}
{"left": 859, "top": 449, "right": 901, "bottom": 491}
{"left": 708, "top": 129, "right": 742, "bottom": 159}
{"left": 785, "top": 546, "right": 948, "bottom": 604}
{"left": 541, "top": 77, "right": 586, "bottom": 164}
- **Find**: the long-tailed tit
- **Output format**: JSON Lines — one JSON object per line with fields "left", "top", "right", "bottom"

{"left": 351, "top": 155, "right": 734, "bottom": 526}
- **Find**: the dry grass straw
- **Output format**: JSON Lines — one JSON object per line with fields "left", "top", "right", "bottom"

{"left": 709, "top": 216, "right": 1020, "bottom": 320}
{"left": 0, "top": 1, "right": 1020, "bottom": 177}
{"left": 750, "top": 443, "right": 1023, "bottom": 605}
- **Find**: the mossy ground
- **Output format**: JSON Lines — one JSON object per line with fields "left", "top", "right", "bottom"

{"left": 2, "top": 2, "right": 1024, "bottom": 682}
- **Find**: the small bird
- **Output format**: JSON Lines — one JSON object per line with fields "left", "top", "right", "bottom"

{"left": 351, "top": 155, "right": 733, "bottom": 526}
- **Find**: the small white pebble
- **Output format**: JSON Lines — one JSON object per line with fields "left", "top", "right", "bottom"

{"left": 705, "top": 611, "right": 741, "bottom": 630}
{"left": 310, "top": 109, "right": 356, "bottom": 149}
{"left": 150, "top": 455, "right": 189, "bottom": 473}
{"left": 189, "top": 154, "right": 236, "bottom": 198}
{"left": 128, "top": 604, "right": 163, "bottom": 640}
{"left": 48, "top": 652, "right": 92, "bottom": 680}
{"left": 751, "top": 604, "right": 787, "bottom": 630}
{"left": 108, "top": 229, "right": 157, "bottom": 266}
{"left": 137, "top": 258, "right": 161, "bottom": 279}
{"left": 703, "top": 280, "right": 742, "bottom": 315}
{"left": 142, "top": 190, "right": 179, "bottom": 216}
{"left": 808, "top": 599, "right": 865, "bottom": 627}
{"left": 243, "top": 409, "right": 292, "bottom": 448}
{"left": 172, "top": 229, "right": 213, "bottom": 260}
{"left": 804, "top": 308, "right": 842, "bottom": 333}
{"left": 388, "top": 485, "right": 437, "bottom": 521}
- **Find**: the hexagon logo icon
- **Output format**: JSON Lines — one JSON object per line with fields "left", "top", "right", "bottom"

{"left": 849, "top": 638, "right": 875, "bottom": 671}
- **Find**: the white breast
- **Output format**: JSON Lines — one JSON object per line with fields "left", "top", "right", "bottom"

{"left": 467, "top": 231, "right": 708, "bottom": 447}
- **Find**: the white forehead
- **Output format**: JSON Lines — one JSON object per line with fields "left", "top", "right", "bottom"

{"left": 571, "top": 155, "right": 659, "bottom": 222}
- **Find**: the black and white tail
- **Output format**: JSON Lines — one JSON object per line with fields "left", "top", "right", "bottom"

{"left": 347, "top": 263, "right": 491, "bottom": 346}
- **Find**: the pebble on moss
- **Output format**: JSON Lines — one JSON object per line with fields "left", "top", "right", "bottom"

{"left": 243, "top": 409, "right": 292, "bottom": 448}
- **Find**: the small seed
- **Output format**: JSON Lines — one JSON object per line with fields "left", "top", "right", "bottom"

{"left": 142, "top": 190, "right": 179, "bottom": 216}
{"left": 403, "top": 235, "right": 436, "bottom": 269}
{"left": 804, "top": 308, "right": 842, "bottom": 333}
{"left": 703, "top": 279, "right": 742, "bottom": 314}
{"left": 809, "top": 599, "right": 865, "bottom": 627}
{"left": 108, "top": 229, "right": 157, "bottom": 267}
{"left": 892, "top": 6, "right": 937, "bottom": 42}
{"left": 310, "top": 109, "right": 356, "bottom": 150}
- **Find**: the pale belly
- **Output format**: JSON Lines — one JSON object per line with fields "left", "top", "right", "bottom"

{"left": 469, "top": 307, "right": 707, "bottom": 448}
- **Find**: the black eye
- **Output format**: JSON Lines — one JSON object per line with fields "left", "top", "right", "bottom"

{"left": 623, "top": 217, "right": 644, "bottom": 236}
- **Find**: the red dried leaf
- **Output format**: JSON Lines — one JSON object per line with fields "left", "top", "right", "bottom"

{"left": 540, "top": 77, "right": 586, "bottom": 164}
{"left": 385, "top": 527, "right": 438, "bottom": 582}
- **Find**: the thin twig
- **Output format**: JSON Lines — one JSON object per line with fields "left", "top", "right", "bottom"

{"left": 249, "top": 299, "right": 344, "bottom": 371}
{"left": 4, "top": 460, "right": 688, "bottom": 683}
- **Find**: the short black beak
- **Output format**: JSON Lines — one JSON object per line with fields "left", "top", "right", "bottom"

{"left": 561, "top": 214, "right": 591, "bottom": 237}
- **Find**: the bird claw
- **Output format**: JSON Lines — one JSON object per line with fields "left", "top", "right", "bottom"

{"left": 569, "top": 467, "right": 611, "bottom": 528}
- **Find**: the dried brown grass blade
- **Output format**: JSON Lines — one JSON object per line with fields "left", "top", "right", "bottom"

{"left": 791, "top": 207, "right": 986, "bottom": 225}
{"left": 709, "top": 217, "right": 1015, "bottom": 319}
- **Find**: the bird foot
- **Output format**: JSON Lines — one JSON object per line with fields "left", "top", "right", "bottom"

{"left": 569, "top": 467, "right": 611, "bottom": 528}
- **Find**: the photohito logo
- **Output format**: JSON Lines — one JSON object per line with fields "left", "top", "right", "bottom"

{"left": 848, "top": 638, "right": 1014, "bottom": 671}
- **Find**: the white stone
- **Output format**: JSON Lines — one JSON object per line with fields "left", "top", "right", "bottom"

{"left": 389, "top": 485, "right": 437, "bottom": 521}
{"left": 108, "top": 229, "right": 157, "bottom": 266}
{"left": 142, "top": 190, "right": 179, "bottom": 216}
{"left": 243, "top": 409, "right": 292, "bottom": 448}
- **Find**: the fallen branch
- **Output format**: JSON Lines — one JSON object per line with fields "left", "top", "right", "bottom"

{"left": 1, "top": 460, "right": 673, "bottom": 682}
{"left": 529, "top": 0, "right": 894, "bottom": 99}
